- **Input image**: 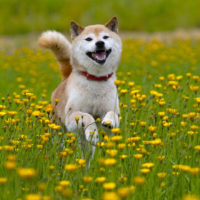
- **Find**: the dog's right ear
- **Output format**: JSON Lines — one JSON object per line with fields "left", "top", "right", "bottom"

{"left": 70, "top": 21, "right": 84, "bottom": 40}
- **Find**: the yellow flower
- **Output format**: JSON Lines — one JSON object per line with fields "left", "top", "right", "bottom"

{"left": 32, "top": 111, "right": 41, "bottom": 117}
{"left": 38, "top": 183, "right": 46, "bottom": 191}
{"left": 157, "top": 155, "right": 165, "bottom": 161}
{"left": 148, "top": 125, "right": 157, "bottom": 133}
{"left": 103, "top": 182, "right": 116, "bottom": 190}
{"left": 104, "top": 120, "right": 111, "bottom": 125}
{"left": 25, "top": 194, "right": 42, "bottom": 200}
{"left": 83, "top": 176, "right": 93, "bottom": 183}
{"left": 194, "top": 145, "right": 200, "bottom": 152}
{"left": 157, "top": 172, "right": 167, "bottom": 179}
{"left": 140, "top": 121, "right": 146, "bottom": 127}
{"left": 133, "top": 176, "right": 145, "bottom": 185}
{"left": 140, "top": 168, "right": 150, "bottom": 174}
{"left": 142, "top": 162, "right": 154, "bottom": 169}
{"left": 104, "top": 158, "right": 117, "bottom": 166}
{"left": 195, "top": 97, "right": 200, "bottom": 103}
{"left": 95, "top": 177, "right": 106, "bottom": 183}
{"left": 65, "top": 164, "right": 77, "bottom": 171}
{"left": 59, "top": 180, "right": 70, "bottom": 187}
{"left": 106, "top": 149, "right": 118, "bottom": 157}
{"left": 111, "top": 136, "right": 122, "bottom": 142}
{"left": 120, "top": 154, "right": 128, "bottom": 159}
{"left": 118, "top": 143, "right": 126, "bottom": 149}
{"left": 134, "top": 154, "right": 143, "bottom": 159}
{"left": 189, "top": 168, "right": 200, "bottom": 175}
{"left": 120, "top": 89, "right": 128, "bottom": 94}
{"left": 182, "top": 195, "right": 200, "bottom": 200}
{"left": 158, "top": 112, "right": 165, "bottom": 117}
{"left": 0, "top": 111, "right": 6, "bottom": 117}
{"left": 0, "top": 177, "right": 7, "bottom": 184}
{"left": 102, "top": 192, "right": 120, "bottom": 200}
{"left": 5, "top": 161, "right": 16, "bottom": 170}
{"left": 49, "top": 165, "right": 55, "bottom": 171}
{"left": 111, "top": 128, "right": 121, "bottom": 134}
{"left": 117, "top": 187, "right": 134, "bottom": 198}
{"left": 17, "top": 168, "right": 37, "bottom": 178}
{"left": 114, "top": 80, "right": 121, "bottom": 86}
{"left": 77, "top": 159, "right": 86, "bottom": 167}
{"left": 75, "top": 116, "right": 80, "bottom": 121}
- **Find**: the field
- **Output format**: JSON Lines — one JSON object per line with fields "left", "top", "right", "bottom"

{"left": 1, "top": 0, "right": 200, "bottom": 34}
{"left": 0, "top": 35, "right": 199, "bottom": 200}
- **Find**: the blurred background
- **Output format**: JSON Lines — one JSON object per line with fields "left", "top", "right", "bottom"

{"left": 0, "top": 0, "right": 200, "bottom": 35}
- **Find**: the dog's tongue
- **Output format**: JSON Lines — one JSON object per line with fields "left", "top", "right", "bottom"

{"left": 93, "top": 51, "right": 106, "bottom": 60}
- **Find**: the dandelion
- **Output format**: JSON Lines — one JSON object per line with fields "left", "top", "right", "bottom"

{"left": 17, "top": 168, "right": 37, "bottom": 179}
{"left": 25, "top": 194, "right": 42, "bottom": 200}
{"left": 38, "top": 183, "right": 46, "bottom": 191}
{"left": 65, "top": 164, "right": 77, "bottom": 171}
{"left": 142, "top": 162, "right": 155, "bottom": 169}
{"left": 157, "top": 172, "right": 167, "bottom": 179}
{"left": 103, "top": 182, "right": 116, "bottom": 190}
{"left": 148, "top": 125, "right": 157, "bottom": 133}
{"left": 140, "top": 168, "right": 150, "bottom": 174}
{"left": 0, "top": 177, "right": 7, "bottom": 184}
{"left": 117, "top": 187, "right": 134, "bottom": 198}
{"left": 83, "top": 176, "right": 93, "bottom": 183}
{"left": 104, "top": 158, "right": 117, "bottom": 166}
{"left": 0, "top": 111, "right": 6, "bottom": 117}
{"left": 182, "top": 195, "right": 200, "bottom": 200}
{"left": 102, "top": 192, "right": 120, "bottom": 200}
{"left": 59, "top": 180, "right": 70, "bottom": 187}
{"left": 111, "top": 128, "right": 121, "bottom": 134}
{"left": 133, "top": 176, "right": 145, "bottom": 185}
{"left": 95, "top": 177, "right": 106, "bottom": 183}
{"left": 5, "top": 161, "right": 16, "bottom": 170}
{"left": 194, "top": 145, "right": 200, "bottom": 152}
{"left": 134, "top": 154, "right": 143, "bottom": 159}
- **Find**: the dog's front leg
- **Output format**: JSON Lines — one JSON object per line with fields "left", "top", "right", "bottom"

{"left": 102, "top": 111, "right": 119, "bottom": 129}
{"left": 65, "top": 111, "right": 99, "bottom": 160}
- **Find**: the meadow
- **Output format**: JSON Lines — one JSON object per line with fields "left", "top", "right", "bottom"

{"left": 1, "top": 0, "right": 200, "bottom": 34}
{"left": 0, "top": 36, "right": 199, "bottom": 200}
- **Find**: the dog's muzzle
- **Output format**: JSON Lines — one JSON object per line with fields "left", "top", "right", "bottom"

{"left": 86, "top": 40, "right": 112, "bottom": 65}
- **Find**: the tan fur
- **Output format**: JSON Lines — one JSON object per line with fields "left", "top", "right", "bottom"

{"left": 51, "top": 79, "right": 67, "bottom": 122}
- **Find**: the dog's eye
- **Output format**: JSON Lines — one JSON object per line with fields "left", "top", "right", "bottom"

{"left": 85, "top": 37, "right": 93, "bottom": 41}
{"left": 103, "top": 36, "right": 109, "bottom": 39}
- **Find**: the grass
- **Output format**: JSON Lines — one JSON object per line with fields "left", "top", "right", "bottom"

{"left": 1, "top": 0, "right": 200, "bottom": 34}
{"left": 0, "top": 37, "right": 199, "bottom": 200}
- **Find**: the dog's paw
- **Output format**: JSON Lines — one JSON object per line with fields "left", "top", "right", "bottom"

{"left": 101, "top": 120, "right": 114, "bottom": 129}
{"left": 101, "top": 111, "right": 119, "bottom": 129}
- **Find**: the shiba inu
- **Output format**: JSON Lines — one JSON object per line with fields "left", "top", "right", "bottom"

{"left": 38, "top": 17, "right": 122, "bottom": 158}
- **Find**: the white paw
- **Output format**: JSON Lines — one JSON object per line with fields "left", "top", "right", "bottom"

{"left": 102, "top": 111, "right": 119, "bottom": 129}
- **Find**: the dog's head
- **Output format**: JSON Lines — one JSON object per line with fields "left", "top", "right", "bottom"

{"left": 70, "top": 17, "right": 122, "bottom": 76}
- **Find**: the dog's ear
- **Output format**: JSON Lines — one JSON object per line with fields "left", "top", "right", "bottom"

{"left": 70, "top": 21, "right": 84, "bottom": 40}
{"left": 105, "top": 17, "right": 118, "bottom": 33}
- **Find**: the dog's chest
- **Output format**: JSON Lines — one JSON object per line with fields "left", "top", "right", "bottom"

{"left": 67, "top": 77, "right": 118, "bottom": 117}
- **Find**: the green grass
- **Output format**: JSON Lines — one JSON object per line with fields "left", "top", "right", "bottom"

{"left": 0, "top": 38, "right": 199, "bottom": 200}
{"left": 1, "top": 0, "right": 200, "bottom": 34}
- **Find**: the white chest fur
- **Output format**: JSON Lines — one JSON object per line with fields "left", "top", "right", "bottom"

{"left": 65, "top": 72, "right": 119, "bottom": 118}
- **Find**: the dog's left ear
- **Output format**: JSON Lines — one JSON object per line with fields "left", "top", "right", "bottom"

{"left": 70, "top": 21, "right": 84, "bottom": 40}
{"left": 105, "top": 17, "right": 118, "bottom": 33}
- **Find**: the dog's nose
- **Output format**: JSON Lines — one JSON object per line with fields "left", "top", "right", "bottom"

{"left": 96, "top": 41, "right": 105, "bottom": 48}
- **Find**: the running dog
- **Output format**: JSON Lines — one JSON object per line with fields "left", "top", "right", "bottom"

{"left": 38, "top": 17, "right": 122, "bottom": 158}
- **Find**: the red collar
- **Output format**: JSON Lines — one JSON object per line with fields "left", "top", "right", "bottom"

{"left": 80, "top": 71, "right": 113, "bottom": 81}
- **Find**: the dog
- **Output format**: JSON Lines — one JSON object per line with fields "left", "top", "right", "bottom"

{"left": 38, "top": 17, "right": 122, "bottom": 160}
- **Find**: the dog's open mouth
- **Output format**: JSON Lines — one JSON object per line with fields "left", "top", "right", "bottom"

{"left": 86, "top": 49, "right": 111, "bottom": 64}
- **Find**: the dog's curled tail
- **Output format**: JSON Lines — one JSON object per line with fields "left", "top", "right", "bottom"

{"left": 38, "top": 31, "right": 72, "bottom": 79}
